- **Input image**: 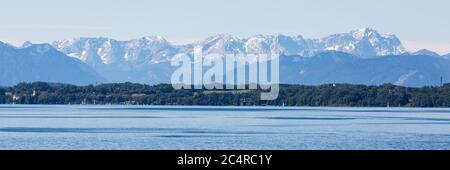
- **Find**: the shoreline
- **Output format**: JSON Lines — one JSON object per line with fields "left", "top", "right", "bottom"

{"left": 1, "top": 104, "right": 450, "bottom": 110}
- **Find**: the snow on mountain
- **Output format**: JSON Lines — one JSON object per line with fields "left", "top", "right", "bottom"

{"left": 186, "top": 28, "right": 405, "bottom": 58}
{"left": 20, "top": 41, "right": 33, "bottom": 48}
{"left": 196, "top": 34, "right": 245, "bottom": 55}
{"left": 52, "top": 28, "right": 406, "bottom": 65}
{"left": 312, "top": 28, "right": 406, "bottom": 58}
{"left": 52, "top": 36, "right": 176, "bottom": 66}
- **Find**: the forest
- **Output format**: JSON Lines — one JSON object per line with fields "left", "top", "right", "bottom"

{"left": 1, "top": 82, "right": 449, "bottom": 107}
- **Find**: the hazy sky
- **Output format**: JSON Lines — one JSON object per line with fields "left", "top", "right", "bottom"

{"left": 1, "top": 0, "right": 449, "bottom": 54}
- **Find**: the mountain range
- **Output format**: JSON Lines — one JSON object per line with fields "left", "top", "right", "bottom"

{"left": 53, "top": 28, "right": 406, "bottom": 64}
{"left": 1, "top": 28, "right": 449, "bottom": 87}
{"left": 280, "top": 51, "right": 450, "bottom": 87}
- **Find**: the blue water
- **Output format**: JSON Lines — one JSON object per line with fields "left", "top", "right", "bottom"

{"left": 0, "top": 105, "right": 450, "bottom": 150}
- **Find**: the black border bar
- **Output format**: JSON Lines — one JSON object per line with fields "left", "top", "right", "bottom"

{"left": 1, "top": 150, "right": 450, "bottom": 169}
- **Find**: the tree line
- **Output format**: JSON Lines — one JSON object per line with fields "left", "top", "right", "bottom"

{"left": 0, "top": 82, "right": 449, "bottom": 107}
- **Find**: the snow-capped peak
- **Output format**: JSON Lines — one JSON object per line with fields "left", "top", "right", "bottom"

{"left": 197, "top": 34, "right": 244, "bottom": 54}
{"left": 143, "top": 35, "right": 167, "bottom": 42}
{"left": 0, "top": 41, "right": 10, "bottom": 47}
{"left": 201, "top": 34, "right": 240, "bottom": 44}
{"left": 318, "top": 28, "right": 406, "bottom": 57}
{"left": 351, "top": 28, "right": 384, "bottom": 39}
{"left": 21, "top": 41, "right": 33, "bottom": 48}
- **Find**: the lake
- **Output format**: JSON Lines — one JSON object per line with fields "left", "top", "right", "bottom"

{"left": 0, "top": 105, "right": 449, "bottom": 150}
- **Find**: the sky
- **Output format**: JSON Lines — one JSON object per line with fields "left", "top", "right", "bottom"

{"left": 0, "top": 0, "right": 449, "bottom": 54}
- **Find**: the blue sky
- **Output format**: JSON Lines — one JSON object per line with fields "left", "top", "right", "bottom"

{"left": 1, "top": 0, "right": 449, "bottom": 54}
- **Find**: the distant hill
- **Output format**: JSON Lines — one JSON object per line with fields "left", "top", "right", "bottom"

{"left": 412, "top": 49, "right": 441, "bottom": 57}
{"left": 0, "top": 41, "right": 105, "bottom": 86}
{"left": 443, "top": 53, "right": 450, "bottom": 60}
{"left": 280, "top": 51, "right": 450, "bottom": 87}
